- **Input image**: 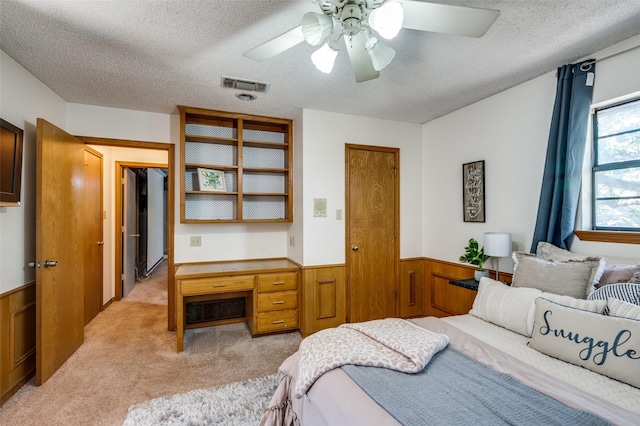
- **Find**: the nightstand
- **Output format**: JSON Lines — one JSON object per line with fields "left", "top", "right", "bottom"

{"left": 449, "top": 278, "right": 479, "bottom": 291}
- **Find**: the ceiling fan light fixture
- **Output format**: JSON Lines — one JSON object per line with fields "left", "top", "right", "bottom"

{"left": 369, "top": 0, "right": 403, "bottom": 39}
{"left": 311, "top": 42, "right": 339, "bottom": 73}
{"left": 366, "top": 37, "right": 395, "bottom": 71}
{"left": 301, "top": 12, "right": 333, "bottom": 46}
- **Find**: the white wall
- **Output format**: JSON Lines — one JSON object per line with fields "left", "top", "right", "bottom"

{"left": 299, "top": 109, "right": 423, "bottom": 266}
{"left": 423, "top": 34, "right": 640, "bottom": 272}
{"left": 0, "top": 51, "right": 67, "bottom": 294}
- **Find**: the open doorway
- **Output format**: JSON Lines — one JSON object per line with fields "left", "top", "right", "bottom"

{"left": 78, "top": 136, "right": 176, "bottom": 331}
{"left": 115, "top": 162, "right": 168, "bottom": 300}
{"left": 121, "top": 166, "right": 168, "bottom": 298}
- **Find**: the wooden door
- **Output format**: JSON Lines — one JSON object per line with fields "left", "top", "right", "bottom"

{"left": 36, "top": 119, "right": 85, "bottom": 385}
{"left": 122, "top": 168, "right": 137, "bottom": 297}
{"left": 345, "top": 144, "right": 399, "bottom": 323}
{"left": 84, "top": 148, "right": 103, "bottom": 325}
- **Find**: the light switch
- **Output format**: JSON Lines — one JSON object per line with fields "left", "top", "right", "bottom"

{"left": 336, "top": 209, "right": 342, "bottom": 220}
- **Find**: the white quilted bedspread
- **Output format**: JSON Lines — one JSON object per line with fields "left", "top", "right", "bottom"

{"left": 295, "top": 318, "right": 449, "bottom": 398}
{"left": 443, "top": 314, "right": 640, "bottom": 413}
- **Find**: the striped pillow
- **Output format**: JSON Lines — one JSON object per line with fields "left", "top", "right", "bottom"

{"left": 588, "top": 282, "right": 640, "bottom": 306}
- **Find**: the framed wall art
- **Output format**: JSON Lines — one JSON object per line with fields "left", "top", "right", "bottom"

{"left": 462, "top": 160, "right": 485, "bottom": 222}
{"left": 197, "top": 168, "right": 226, "bottom": 192}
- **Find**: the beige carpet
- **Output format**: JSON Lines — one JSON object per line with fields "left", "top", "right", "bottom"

{"left": 0, "top": 270, "right": 301, "bottom": 426}
{"left": 126, "top": 260, "right": 169, "bottom": 305}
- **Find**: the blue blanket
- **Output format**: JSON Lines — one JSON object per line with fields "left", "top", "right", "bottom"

{"left": 341, "top": 348, "right": 610, "bottom": 426}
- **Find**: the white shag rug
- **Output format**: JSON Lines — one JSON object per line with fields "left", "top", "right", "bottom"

{"left": 123, "top": 374, "right": 278, "bottom": 425}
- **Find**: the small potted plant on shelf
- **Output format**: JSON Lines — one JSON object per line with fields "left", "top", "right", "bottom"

{"left": 459, "top": 238, "right": 490, "bottom": 281}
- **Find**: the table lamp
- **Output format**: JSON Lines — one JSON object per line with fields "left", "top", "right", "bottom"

{"left": 483, "top": 232, "right": 512, "bottom": 282}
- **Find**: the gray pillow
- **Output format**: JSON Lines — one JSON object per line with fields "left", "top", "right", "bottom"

{"left": 535, "top": 241, "right": 591, "bottom": 262}
{"left": 512, "top": 252, "right": 604, "bottom": 299}
{"left": 529, "top": 297, "right": 640, "bottom": 389}
{"left": 598, "top": 264, "right": 640, "bottom": 287}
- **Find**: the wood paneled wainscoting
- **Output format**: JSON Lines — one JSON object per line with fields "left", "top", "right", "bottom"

{"left": 301, "top": 258, "right": 512, "bottom": 336}
{"left": 425, "top": 258, "right": 512, "bottom": 317}
{"left": 301, "top": 265, "right": 346, "bottom": 337}
{"left": 0, "top": 282, "right": 36, "bottom": 405}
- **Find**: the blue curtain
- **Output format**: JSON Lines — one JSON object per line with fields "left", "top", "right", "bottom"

{"left": 530, "top": 60, "right": 595, "bottom": 252}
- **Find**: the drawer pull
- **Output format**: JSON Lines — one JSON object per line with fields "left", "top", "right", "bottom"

{"left": 272, "top": 320, "right": 285, "bottom": 324}
{"left": 272, "top": 281, "right": 285, "bottom": 285}
{"left": 213, "top": 283, "right": 227, "bottom": 287}
{"left": 272, "top": 301, "right": 285, "bottom": 305}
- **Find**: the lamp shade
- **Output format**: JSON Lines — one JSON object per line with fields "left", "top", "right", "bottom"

{"left": 366, "top": 37, "right": 395, "bottom": 71}
{"left": 311, "top": 42, "right": 339, "bottom": 73}
{"left": 483, "top": 232, "right": 512, "bottom": 257}
{"left": 369, "top": 1, "right": 403, "bottom": 39}
{"left": 302, "top": 12, "right": 333, "bottom": 46}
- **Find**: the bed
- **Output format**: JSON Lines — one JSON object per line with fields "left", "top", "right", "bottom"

{"left": 260, "top": 245, "right": 640, "bottom": 426}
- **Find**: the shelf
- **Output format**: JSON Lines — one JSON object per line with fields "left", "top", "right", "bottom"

{"left": 180, "top": 106, "right": 293, "bottom": 223}
{"left": 185, "top": 135, "right": 238, "bottom": 146}
{"left": 243, "top": 140, "right": 289, "bottom": 150}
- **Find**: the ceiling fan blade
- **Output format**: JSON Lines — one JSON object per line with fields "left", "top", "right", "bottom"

{"left": 402, "top": 1, "right": 500, "bottom": 38}
{"left": 345, "top": 32, "right": 380, "bottom": 83}
{"left": 243, "top": 26, "right": 305, "bottom": 61}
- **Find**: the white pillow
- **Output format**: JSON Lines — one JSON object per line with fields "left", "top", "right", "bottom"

{"left": 512, "top": 252, "right": 604, "bottom": 299}
{"left": 608, "top": 298, "right": 640, "bottom": 320}
{"left": 539, "top": 292, "right": 607, "bottom": 313}
{"left": 529, "top": 297, "right": 640, "bottom": 389}
{"left": 469, "top": 277, "right": 541, "bottom": 336}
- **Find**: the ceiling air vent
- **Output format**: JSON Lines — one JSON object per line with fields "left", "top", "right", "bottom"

{"left": 221, "top": 76, "right": 270, "bottom": 93}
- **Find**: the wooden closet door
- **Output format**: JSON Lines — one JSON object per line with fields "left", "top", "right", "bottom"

{"left": 346, "top": 144, "right": 399, "bottom": 323}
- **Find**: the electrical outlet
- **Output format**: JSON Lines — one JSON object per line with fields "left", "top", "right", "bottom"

{"left": 336, "top": 209, "right": 342, "bottom": 220}
{"left": 289, "top": 236, "right": 295, "bottom": 247}
{"left": 190, "top": 236, "right": 201, "bottom": 247}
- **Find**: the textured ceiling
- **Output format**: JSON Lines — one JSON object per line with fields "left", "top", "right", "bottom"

{"left": 1, "top": 0, "right": 640, "bottom": 124}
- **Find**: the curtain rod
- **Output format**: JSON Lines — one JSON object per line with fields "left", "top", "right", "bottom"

{"left": 581, "top": 43, "right": 640, "bottom": 68}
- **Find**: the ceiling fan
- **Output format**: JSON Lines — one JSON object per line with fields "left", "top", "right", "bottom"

{"left": 243, "top": 0, "right": 500, "bottom": 83}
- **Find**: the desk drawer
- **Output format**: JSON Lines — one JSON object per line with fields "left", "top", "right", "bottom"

{"left": 257, "top": 272, "right": 298, "bottom": 293}
{"left": 180, "top": 275, "right": 254, "bottom": 296}
{"left": 256, "top": 309, "right": 299, "bottom": 333}
{"left": 257, "top": 291, "right": 298, "bottom": 312}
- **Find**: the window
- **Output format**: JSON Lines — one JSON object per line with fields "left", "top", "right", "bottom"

{"left": 591, "top": 98, "right": 640, "bottom": 231}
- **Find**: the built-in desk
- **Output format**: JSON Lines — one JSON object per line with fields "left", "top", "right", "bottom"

{"left": 174, "top": 259, "right": 300, "bottom": 352}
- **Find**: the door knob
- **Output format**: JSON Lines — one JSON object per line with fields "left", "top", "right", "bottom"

{"left": 97, "top": 241, "right": 104, "bottom": 245}
{"left": 352, "top": 245, "right": 359, "bottom": 251}
{"left": 44, "top": 260, "right": 58, "bottom": 268}
{"left": 130, "top": 234, "right": 140, "bottom": 237}
{"left": 28, "top": 261, "right": 41, "bottom": 269}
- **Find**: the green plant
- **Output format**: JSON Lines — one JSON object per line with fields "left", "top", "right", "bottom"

{"left": 459, "top": 238, "right": 489, "bottom": 270}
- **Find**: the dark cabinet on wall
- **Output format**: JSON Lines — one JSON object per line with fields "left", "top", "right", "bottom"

{"left": 179, "top": 106, "right": 293, "bottom": 223}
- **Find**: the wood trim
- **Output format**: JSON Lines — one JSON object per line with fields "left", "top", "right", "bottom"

{"left": 575, "top": 230, "right": 640, "bottom": 245}
{"left": 77, "top": 136, "right": 171, "bottom": 151}
{"left": 81, "top": 138, "right": 176, "bottom": 331}
{"left": 0, "top": 281, "right": 35, "bottom": 299}
{"left": 178, "top": 106, "right": 292, "bottom": 125}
